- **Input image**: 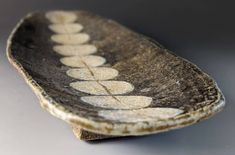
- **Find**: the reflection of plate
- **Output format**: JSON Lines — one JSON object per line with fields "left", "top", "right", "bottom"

{"left": 7, "top": 10, "right": 225, "bottom": 140}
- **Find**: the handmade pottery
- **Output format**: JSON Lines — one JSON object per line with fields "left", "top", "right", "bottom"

{"left": 7, "top": 10, "right": 225, "bottom": 140}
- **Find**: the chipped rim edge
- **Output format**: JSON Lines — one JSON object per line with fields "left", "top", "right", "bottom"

{"left": 6, "top": 11, "right": 225, "bottom": 136}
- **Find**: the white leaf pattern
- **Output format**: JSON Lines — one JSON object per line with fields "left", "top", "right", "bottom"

{"left": 81, "top": 96, "right": 152, "bottom": 109}
{"left": 46, "top": 11, "right": 77, "bottom": 24}
{"left": 67, "top": 67, "right": 118, "bottom": 80}
{"left": 99, "top": 108, "right": 184, "bottom": 122}
{"left": 70, "top": 81, "right": 134, "bottom": 95}
{"left": 53, "top": 44, "right": 97, "bottom": 56}
{"left": 51, "top": 33, "right": 90, "bottom": 45}
{"left": 60, "top": 55, "right": 106, "bottom": 67}
{"left": 49, "top": 23, "right": 83, "bottom": 34}
{"left": 45, "top": 11, "right": 183, "bottom": 122}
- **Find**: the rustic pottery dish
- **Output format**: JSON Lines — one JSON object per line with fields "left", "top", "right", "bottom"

{"left": 7, "top": 10, "right": 225, "bottom": 140}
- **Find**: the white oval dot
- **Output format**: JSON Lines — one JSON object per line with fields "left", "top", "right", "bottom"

{"left": 49, "top": 23, "right": 83, "bottom": 34}
{"left": 51, "top": 33, "right": 90, "bottom": 45}
{"left": 70, "top": 81, "right": 134, "bottom": 95}
{"left": 53, "top": 45, "right": 97, "bottom": 56}
{"left": 67, "top": 67, "right": 118, "bottom": 80}
{"left": 81, "top": 96, "right": 152, "bottom": 109}
{"left": 99, "top": 108, "right": 184, "bottom": 123}
{"left": 45, "top": 11, "right": 77, "bottom": 24}
{"left": 60, "top": 55, "right": 106, "bottom": 67}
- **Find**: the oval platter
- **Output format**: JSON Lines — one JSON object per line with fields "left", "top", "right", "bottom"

{"left": 7, "top": 10, "right": 225, "bottom": 140}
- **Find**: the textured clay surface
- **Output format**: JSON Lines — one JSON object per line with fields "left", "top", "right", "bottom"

{"left": 7, "top": 11, "right": 224, "bottom": 139}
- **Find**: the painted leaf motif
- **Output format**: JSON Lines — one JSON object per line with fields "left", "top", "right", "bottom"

{"left": 67, "top": 67, "right": 118, "bottom": 80}
{"left": 51, "top": 33, "right": 90, "bottom": 45}
{"left": 49, "top": 23, "right": 83, "bottom": 34}
{"left": 60, "top": 55, "right": 106, "bottom": 67}
{"left": 8, "top": 10, "right": 225, "bottom": 138}
{"left": 81, "top": 96, "right": 152, "bottom": 109}
{"left": 99, "top": 108, "right": 184, "bottom": 123}
{"left": 46, "top": 11, "right": 77, "bottom": 23}
{"left": 53, "top": 44, "right": 97, "bottom": 56}
{"left": 70, "top": 81, "right": 134, "bottom": 95}
{"left": 46, "top": 11, "right": 184, "bottom": 126}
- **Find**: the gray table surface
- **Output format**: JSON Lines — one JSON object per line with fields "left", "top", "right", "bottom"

{"left": 0, "top": 1, "right": 234, "bottom": 155}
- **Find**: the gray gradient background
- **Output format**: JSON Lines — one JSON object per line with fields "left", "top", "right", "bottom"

{"left": 0, "top": 0, "right": 234, "bottom": 155}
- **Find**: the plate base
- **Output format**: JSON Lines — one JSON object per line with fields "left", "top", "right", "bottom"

{"left": 72, "top": 127, "right": 116, "bottom": 140}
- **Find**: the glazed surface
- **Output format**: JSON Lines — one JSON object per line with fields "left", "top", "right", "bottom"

{"left": 8, "top": 11, "right": 224, "bottom": 135}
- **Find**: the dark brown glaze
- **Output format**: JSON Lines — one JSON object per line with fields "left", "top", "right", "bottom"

{"left": 7, "top": 11, "right": 224, "bottom": 135}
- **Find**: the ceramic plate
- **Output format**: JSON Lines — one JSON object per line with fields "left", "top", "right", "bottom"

{"left": 7, "top": 10, "right": 225, "bottom": 140}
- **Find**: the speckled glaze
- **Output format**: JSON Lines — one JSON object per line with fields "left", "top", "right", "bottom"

{"left": 7, "top": 11, "right": 225, "bottom": 139}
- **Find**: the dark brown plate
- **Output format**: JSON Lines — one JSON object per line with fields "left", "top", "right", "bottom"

{"left": 7, "top": 10, "right": 225, "bottom": 140}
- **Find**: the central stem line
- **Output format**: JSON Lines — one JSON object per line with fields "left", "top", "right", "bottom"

{"left": 59, "top": 15, "right": 122, "bottom": 103}
{"left": 81, "top": 60, "right": 122, "bottom": 103}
